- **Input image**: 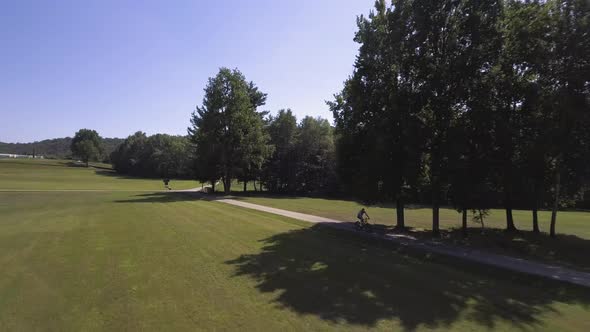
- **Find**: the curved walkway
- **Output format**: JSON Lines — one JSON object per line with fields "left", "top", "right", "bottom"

{"left": 217, "top": 198, "right": 590, "bottom": 288}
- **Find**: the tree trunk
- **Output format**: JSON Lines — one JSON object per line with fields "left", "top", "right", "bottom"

{"left": 243, "top": 181, "right": 247, "bottom": 192}
{"left": 395, "top": 198, "right": 405, "bottom": 230}
{"left": 211, "top": 180, "right": 216, "bottom": 193}
{"left": 480, "top": 210, "right": 485, "bottom": 232}
{"left": 532, "top": 181, "right": 540, "bottom": 233}
{"left": 532, "top": 206, "right": 540, "bottom": 234}
{"left": 432, "top": 178, "right": 440, "bottom": 236}
{"left": 505, "top": 191, "right": 517, "bottom": 231}
{"left": 431, "top": 149, "right": 441, "bottom": 236}
{"left": 223, "top": 177, "right": 231, "bottom": 195}
{"left": 550, "top": 167, "right": 561, "bottom": 238}
{"left": 253, "top": 181, "right": 258, "bottom": 192}
{"left": 433, "top": 205, "right": 440, "bottom": 235}
{"left": 462, "top": 208, "right": 468, "bottom": 238}
{"left": 505, "top": 207, "right": 516, "bottom": 231}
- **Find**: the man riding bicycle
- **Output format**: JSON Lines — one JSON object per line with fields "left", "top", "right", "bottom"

{"left": 357, "top": 208, "right": 370, "bottom": 224}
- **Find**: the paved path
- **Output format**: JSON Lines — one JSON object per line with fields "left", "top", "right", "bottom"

{"left": 217, "top": 198, "right": 590, "bottom": 288}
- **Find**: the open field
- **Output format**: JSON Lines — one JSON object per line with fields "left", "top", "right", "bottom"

{"left": 0, "top": 159, "right": 200, "bottom": 190}
{"left": 236, "top": 195, "right": 590, "bottom": 272}
{"left": 2, "top": 160, "right": 590, "bottom": 330}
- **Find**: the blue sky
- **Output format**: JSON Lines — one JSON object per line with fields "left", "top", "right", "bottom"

{"left": 0, "top": 0, "right": 373, "bottom": 143}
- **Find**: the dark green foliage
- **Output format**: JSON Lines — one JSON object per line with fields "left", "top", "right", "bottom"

{"left": 262, "top": 109, "right": 298, "bottom": 192}
{"left": 330, "top": 0, "right": 426, "bottom": 226}
{"left": 330, "top": 0, "right": 590, "bottom": 236}
{"left": 110, "top": 132, "right": 192, "bottom": 178}
{"left": 261, "top": 111, "right": 337, "bottom": 195}
{"left": 70, "top": 129, "right": 104, "bottom": 167}
{"left": 293, "top": 116, "right": 337, "bottom": 194}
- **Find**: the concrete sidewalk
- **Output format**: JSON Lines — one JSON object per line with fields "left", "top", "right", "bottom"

{"left": 217, "top": 198, "right": 590, "bottom": 288}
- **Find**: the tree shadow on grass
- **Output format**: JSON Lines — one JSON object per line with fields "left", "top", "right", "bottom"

{"left": 113, "top": 192, "right": 208, "bottom": 203}
{"left": 94, "top": 169, "right": 140, "bottom": 179}
{"left": 226, "top": 224, "right": 590, "bottom": 331}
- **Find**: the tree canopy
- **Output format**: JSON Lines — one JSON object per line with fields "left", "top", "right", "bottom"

{"left": 70, "top": 129, "right": 104, "bottom": 167}
{"left": 110, "top": 132, "right": 192, "bottom": 178}
{"left": 188, "top": 68, "right": 270, "bottom": 194}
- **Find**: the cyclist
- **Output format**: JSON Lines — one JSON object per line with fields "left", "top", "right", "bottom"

{"left": 357, "top": 208, "right": 370, "bottom": 224}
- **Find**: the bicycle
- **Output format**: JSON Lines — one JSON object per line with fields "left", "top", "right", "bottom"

{"left": 354, "top": 217, "right": 373, "bottom": 232}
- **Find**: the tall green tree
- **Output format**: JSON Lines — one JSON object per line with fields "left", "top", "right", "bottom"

{"left": 544, "top": 0, "right": 590, "bottom": 237}
{"left": 331, "top": 0, "right": 425, "bottom": 227}
{"left": 293, "top": 116, "right": 337, "bottom": 194}
{"left": 71, "top": 129, "right": 103, "bottom": 167}
{"left": 262, "top": 109, "right": 298, "bottom": 193}
{"left": 188, "top": 68, "right": 269, "bottom": 194}
{"left": 500, "top": 0, "right": 554, "bottom": 233}
{"left": 406, "top": 0, "right": 505, "bottom": 234}
{"left": 262, "top": 111, "right": 336, "bottom": 195}
{"left": 444, "top": 0, "right": 503, "bottom": 236}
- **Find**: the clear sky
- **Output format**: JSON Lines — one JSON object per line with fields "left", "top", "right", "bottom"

{"left": 0, "top": 0, "right": 373, "bottom": 143}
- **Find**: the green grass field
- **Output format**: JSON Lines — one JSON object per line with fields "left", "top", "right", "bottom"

{"left": 1, "top": 159, "right": 590, "bottom": 331}
{"left": 0, "top": 159, "right": 200, "bottom": 190}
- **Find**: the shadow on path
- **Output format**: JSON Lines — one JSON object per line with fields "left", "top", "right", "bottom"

{"left": 226, "top": 224, "right": 590, "bottom": 330}
{"left": 394, "top": 227, "right": 590, "bottom": 273}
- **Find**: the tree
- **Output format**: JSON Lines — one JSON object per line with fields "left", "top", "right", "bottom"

{"left": 544, "top": 0, "right": 590, "bottom": 237}
{"left": 401, "top": 0, "right": 505, "bottom": 235}
{"left": 262, "top": 111, "right": 336, "bottom": 195}
{"left": 331, "top": 0, "right": 426, "bottom": 228}
{"left": 262, "top": 109, "right": 298, "bottom": 193}
{"left": 500, "top": 0, "right": 554, "bottom": 233}
{"left": 71, "top": 129, "right": 103, "bottom": 167}
{"left": 293, "top": 116, "right": 337, "bottom": 194}
{"left": 188, "top": 68, "right": 269, "bottom": 194}
{"left": 445, "top": 0, "right": 503, "bottom": 237}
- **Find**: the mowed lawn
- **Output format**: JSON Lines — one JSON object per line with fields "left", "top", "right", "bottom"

{"left": 1, "top": 161, "right": 590, "bottom": 331}
{"left": 0, "top": 159, "right": 200, "bottom": 190}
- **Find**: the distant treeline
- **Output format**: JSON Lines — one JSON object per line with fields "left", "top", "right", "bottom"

{"left": 0, "top": 137, "right": 123, "bottom": 160}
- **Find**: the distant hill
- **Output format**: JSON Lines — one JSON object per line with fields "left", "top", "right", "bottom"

{"left": 0, "top": 137, "right": 124, "bottom": 160}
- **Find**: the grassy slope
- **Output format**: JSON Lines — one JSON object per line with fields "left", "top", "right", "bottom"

{"left": 1, "top": 191, "right": 590, "bottom": 331}
{"left": 0, "top": 159, "right": 200, "bottom": 190}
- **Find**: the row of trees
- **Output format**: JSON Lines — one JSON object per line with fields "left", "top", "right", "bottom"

{"left": 262, "top": 110, "right": 336, "bottom": 194}
{"left": 110, "top": 132, "right": 192, "bottom": 178}
{"left": 329, "top": 0, "right": 590, "bottom": 237}
{"left": 188, "top": 68, "right": 337, "bottom": 194}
